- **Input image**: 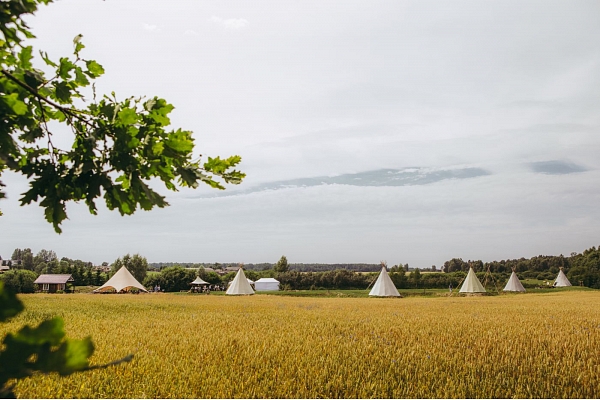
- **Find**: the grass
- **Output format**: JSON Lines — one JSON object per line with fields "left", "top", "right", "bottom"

{"left": 3, "top": 291, "right": 599, "bottom": 398}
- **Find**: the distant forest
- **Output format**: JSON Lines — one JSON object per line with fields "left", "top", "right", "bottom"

{"left": 148, "top": 262, "right": 382, "bottom": 272}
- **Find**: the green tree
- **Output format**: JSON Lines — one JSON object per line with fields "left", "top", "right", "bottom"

{"left": 409, "top": 268, "right": 421, "bottom": 288}
{"left": 274, "top": 255, "right": 289, "bottom": 273}
{"left": 0, "top": 269, "right": 37, "bottom": 293}
{"left": 111, "top": 254, "right": 148, "bottom": 284}
{"left": 0, "top": 0, "right": 244, "bottom": 232}
{"left": 93, "top": 269, "right": 102, "bottom": 286}
{"left": 10, "top": 248, "right": 33, "bottom": 269}
{"left": 33, "top": 249, "right": 57, "bottom": 272}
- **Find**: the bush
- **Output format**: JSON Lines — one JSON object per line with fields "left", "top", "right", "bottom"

{"left": 0, "top": 269, "right": 38, "bottom": 293}
{"left": 143, "top": 267, "right": 197, "bottom": 292}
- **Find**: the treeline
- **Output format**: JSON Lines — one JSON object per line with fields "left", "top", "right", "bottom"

{"left": 148, "top": 262, "right": 382, "bottom": 272}
{"left": 1, "top": 248, "right": 111, "bottom": 293}
{"left": 3, "top": 245, "right": 600, "bottom": 293}
{"left": 442, "top": 255, "right": 569, "bottom": 274}
{"left": 440, "top": 246, "right": 600, "bottom": 288}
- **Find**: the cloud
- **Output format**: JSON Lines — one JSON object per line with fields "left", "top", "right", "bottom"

{"left": 210, "top": 15, "right": 249, "bottom": 30}
{"left": 195, "top": 167, "right": 491, "bottom": 198}
{"left": 184, "top": 29, "right": 199, "bottom": 36}
{"left": 529, "top": 160, "right": 588, "bottom": 175}
{"left": 143, "top": 23, "right": 158, "bottom": 31}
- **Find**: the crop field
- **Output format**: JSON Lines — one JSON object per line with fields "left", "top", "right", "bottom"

{"left": 2, "top": 291, "right": 599, "bottom": 398}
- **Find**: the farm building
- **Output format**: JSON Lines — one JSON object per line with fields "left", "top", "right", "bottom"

{"left": 34, "top": 274, "right": 74, "bottom": 293}
{"left": 254, "top": 277, "right": 280, "bottom": 291}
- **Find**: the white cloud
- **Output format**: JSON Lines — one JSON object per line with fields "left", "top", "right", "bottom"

{"left": 210, "top": 15, "right": 249, "bottom": 30}
{"left": 143, "top": 23, "right": 158, "bottom": 31}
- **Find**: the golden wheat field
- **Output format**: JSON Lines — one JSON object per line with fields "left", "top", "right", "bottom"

{"left": 2, "top": 291, "right": 599, "bottom": 398}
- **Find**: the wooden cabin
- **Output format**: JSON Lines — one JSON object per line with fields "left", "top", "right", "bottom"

{"left": 34, "top": 274, "right": 75, "bottom": 293}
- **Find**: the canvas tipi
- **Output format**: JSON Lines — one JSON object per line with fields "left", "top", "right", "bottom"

{"left": 553, "top": 268, "right": 572, "bottom": 287}
{"left": 225, "top": 267, "right": 255, "bottom": 295}
{"left": 369, "top": 266, "right": 401, "bottom": 297}
{"left": 503, "top": 269, "right": 526, "bottom": 292}
{"left": 94, "top": 267, "right": 148, "bottom": 293}
{"left": 459, "top": 267, "right": 486, "bottom": 293}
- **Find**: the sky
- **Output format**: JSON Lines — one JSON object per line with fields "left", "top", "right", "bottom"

{"left": 1, "top": 0, "right": 599, "bottom": 267}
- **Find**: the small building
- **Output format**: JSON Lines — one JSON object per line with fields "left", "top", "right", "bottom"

{"left": 0, "top": 265, "right": 9, "bottom": 274}
{"left": 34, "top": 274, "right": 75, "bottom": 293}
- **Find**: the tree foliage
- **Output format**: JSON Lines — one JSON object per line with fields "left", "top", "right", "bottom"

{"left": 273, "top": 255, "right": 289, "bottom": 273}
{"left": 111, "top": 254, "right": 148, "bottom": 284}
{"left": 0, "top": 0, "right": 244, "bottom": 232}
{"left": 143, "top": 266, "right": 196, "bottom": 292}
{"left": 0, "top": 269, "right": 37, "bottom": 293}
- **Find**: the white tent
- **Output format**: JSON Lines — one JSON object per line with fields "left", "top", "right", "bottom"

{"left": 459, "top": 267, "right": 486, "bottom": 293}
{"left": 191, "top": 277, "right": 209, "bottom": 285}
{"left": 503, "top": 270, "right": 526, "bottom": 292}
{"left": 225, "top": 268, "right": 255, "bottom": 295}
{"left": 94, "top": 267, "right": 148, "bottom": 293}
{"left": 254, "top": 278, "right": 280, "bottom": 291}
{"left": 553, "top": 268, "right": 572, "bottom": 287}
{"left": 369, "top": 266, "right": 400, "bottom": 297}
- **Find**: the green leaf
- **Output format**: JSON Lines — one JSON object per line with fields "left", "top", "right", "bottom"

{"left": 144, "top": 98, "right": 156, "bottom": 111}
{"left": 151, "top": 142, "right": 164, "bottom": 156}
{"left": 24, "top": 70, "right": 45, "bottom": 89}
{"left": 73, "top": 34, "right": 85, "bottom": 54}
{"left": 54, "top": 81, "right": 71, "bottom": 103}
{"left": 85, "top": 60, "right": 105, "bottom": 78}
{"left": 19, "top": 126, "right": 45, "bottom": 143}
{"left": 12, "top": 317, "right": 65, "bottom": 347}
{"left": 117, "top": 108, "right": 138, "bottom": 126}
{"left": 116, "top": 174, "right": 131, "bottom": 190}
{"left": 19, "top": 46, "right": 33, "bottom": 69}
{"left": 40, "top": 51, "right": 58, "bottom": 68}
{"left": 35, "top": 337, "right": 94, "bottom": 376}
{"left": 74, "top": 67, "right": 90, "bottom": 86}
{"left": 58, "top": 57, "right": 76, "bottom": 79}
{"left": 0, "top": 282, "right": 24, "bottom": 322}
{"left": 165, "top": 129, "right": 193, "bottom": 153}
{"left": 2, "top": 93, "right": 28, "bottom": 115}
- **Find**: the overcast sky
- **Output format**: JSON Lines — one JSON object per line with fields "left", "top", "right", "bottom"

{"left": 1, "top": 0, "right": 599, "bottom": 267}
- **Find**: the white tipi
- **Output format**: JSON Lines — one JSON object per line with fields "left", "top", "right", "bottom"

{"left": 459, "top": 267, "right": 486, "bottom": 293}
{"left": 369, "top": 266, "right": 401, "bottom": 297}
{"left": 553, "top": 268, "right": 572, "bottom": 287}
{"left": 503, "top": 269, "right": 526, "bottom": 292}
{"left": 225, "top": 267, "right": 255, "bottom": 295}
{"left": 94, "top": 267, "right": 148, "bottom": 293}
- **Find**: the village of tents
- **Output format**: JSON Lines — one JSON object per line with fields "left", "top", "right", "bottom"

{"left": 254, "top": 278, "right": 280, "bottom": 291}
{"left": 459, "top": 267, "right": 486, "bottom": 293}
{"left": 225, "top": 268, "right": 254, "bottom": 295}
{"left": 369, "top": 266, "right": 400, "bottom": 297}
{"left": 94, "top": 267, "right": 147, "bottom": 293}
